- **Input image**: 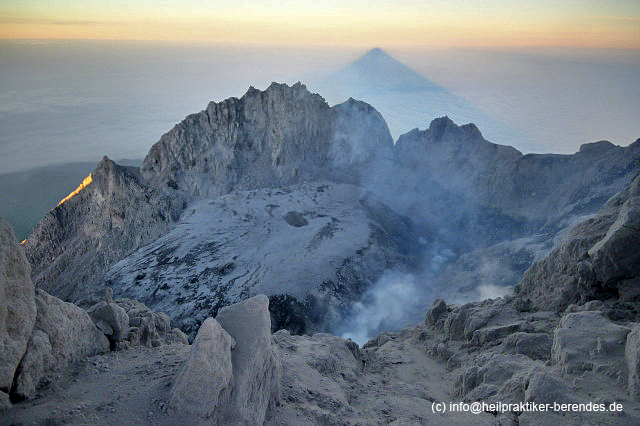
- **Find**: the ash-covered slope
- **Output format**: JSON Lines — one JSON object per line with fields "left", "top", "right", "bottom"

{"left": 103, "top": 182, "right": 414, "bottom": 336}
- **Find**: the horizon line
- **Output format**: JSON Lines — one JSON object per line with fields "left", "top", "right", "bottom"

{"left": 2, "top": 37, "right": 640, "bottom": 51}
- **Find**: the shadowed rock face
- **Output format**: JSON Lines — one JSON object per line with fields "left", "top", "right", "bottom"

{"left": 0, "top": 218, "right": 36, "bottom": 396}
{"left": 0, "top": 218, "right": 111, "bottom": 404}
{"left": 12, "top": 289, "right": 110, "bottom": 400}
{"left": 391, "top": 117, "right": 640, "bottom": 249}
{"left": 516, "top": 173, "right": 640, "bottom": 312}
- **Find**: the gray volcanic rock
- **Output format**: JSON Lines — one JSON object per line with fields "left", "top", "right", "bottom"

{"left": 23, "top": 157, "right": 186, "bottom": 302}
{"left": 425, "top": 298, "right": 447, "bottom": 326}
{"left": 141, "top": 82, "right": 393, "bottom": 198}
{"left": 626, "top": 325, "right": 640, "bottom": 399}
{"left": 215, "top": 295, "right": 281, "bottom": 426}
{"left": 12, "top": 289, "right": 109, "bottom": 399}
{"left": 24, "top": 83, "right": 395, "bottom": 310}
{"left": 551, "top": 311, "right": 630, "bottom": 375}
{"left": 517, "top": 173, "right": 640, "bottom": 311}
{"left": 503, "top": 332, "right": 552, "bottom": 360}
{"left": 523, "top": 370, "right": 581, "bottom": 405}
{"left": 417, "top": 295, "right": 640, "bottom": 424}
{"left": 0, "top": 218, "right": 36, "bottom": 396}
{"left": 392, "top": 118, "right": 640, "bottom": 247}
{"left": 103, "top": 182, "right": 412, "bottom": 335}
{"left": 87, "top": 301, "right": 129, "bottom": 347}
{"left": 169, "top": 317, "right": 234, "bottom": 423}
{"left": 114, "top": 298, "right": 189, "bottom": 348}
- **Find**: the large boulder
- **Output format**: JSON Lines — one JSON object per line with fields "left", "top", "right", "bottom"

{"left": 12, "top": 289, "right": 109, "bottom": 399}
{"left": 455, "top": 353, "right": 535, "bottom": 400}
{"left": 215, "top": 295, "right": 281, "bottom": 425}
{"left": 503, "top": 332, "right": 552, "bottom": 361}
{"left": 626, "top": 324, "right": 640, "bottom": 400}
{"left": 425, "top": 298, "right": 447, "bottom": 326}
{"left": 524, "top": 370, "right": 581, "bottom": 405}
{"left": 552, "top": 311, "right": 630, "bottom": 375}
{"left": 443, "top": 298, "right": 521, "bottom": 342}
{"left": 588, "top": 193, "right": 640, "bottom": 287}
{"left": 87, "top": 300, "right": 129, "bottom": 347}
{"left": 169, "top": 317, "right": 235, "bottom": 423}
{"left": 0, "top": 218, "right": 36, "bottom": 396}
{"left": 115, "top": 298, "right": 188, "bottom": 348}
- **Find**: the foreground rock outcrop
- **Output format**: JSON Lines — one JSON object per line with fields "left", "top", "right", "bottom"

{"left": 0, "top": 218, "right": 36, "bottom": 404}
{"left": 0, "top": 218, "right": 187, "bottom": 409}
{"left": 169, "top": 295, "right": 280, "bottom": 425}
{"left": 169, "top": 318, "right": 234, "bottom": 423}
{"left": 517, "top": 173, "right": 640, "bottom": 311}
{"left": 0, "top": 218, "right": 109, "bottom": 404}
{"left": 216, "top": 295, "right": 281, "bottom": 425}
{"left": 12, "top": 289, "right": 110, "bottom": 400}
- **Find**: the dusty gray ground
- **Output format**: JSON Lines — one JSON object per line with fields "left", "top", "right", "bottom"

{"left": 1, "top": 345, "right": 189, "bottom": 426}
{"left": 2, "top": 337, "right": 495, "bottom": 426}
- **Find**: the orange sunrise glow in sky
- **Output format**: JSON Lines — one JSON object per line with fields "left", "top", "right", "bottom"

{"left": 1, "top": 0, "right": 639, "bottom": 48}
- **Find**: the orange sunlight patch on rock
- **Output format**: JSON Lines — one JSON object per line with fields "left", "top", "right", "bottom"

{"left": 56, "top": 173, "right": 92, "bottom": 208}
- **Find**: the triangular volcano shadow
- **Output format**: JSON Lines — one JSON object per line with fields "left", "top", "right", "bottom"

{"left": 312, "top": 48, "right": 518, "bottom": 144}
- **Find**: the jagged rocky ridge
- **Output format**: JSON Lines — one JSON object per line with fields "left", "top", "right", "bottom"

{"left": 2, "top": 172, "right": 640, "bottom": 424}
{"left": 21, "top": 82, "right": 640, "bottom": 337}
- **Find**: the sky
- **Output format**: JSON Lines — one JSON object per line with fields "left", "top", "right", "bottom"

{"left": 1, "top": 0, "right": 639, "bottom": 48}
{"left": 0, "top": 2, "right": 639, "bottom": 173}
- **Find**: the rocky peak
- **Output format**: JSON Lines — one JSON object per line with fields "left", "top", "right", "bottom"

{"left": 141, "top": 82, "right": 393, "bottom": 198}
{"left": 427, "top": 115, "right": 457, "bottom": 139}
{"left": 23, "top": 83, "right": 396, "bottom": 304}
{"left": 397, "top": 116, "right": 514, "bottom": 152}
{"left": 24, "top": 154, "right": 185, "bottom": 301}
{"left": 394, "top": 116, "right": 522, "bottom": 188}
{"left": 578, "top": 140, "right": 617, "bottom": 155}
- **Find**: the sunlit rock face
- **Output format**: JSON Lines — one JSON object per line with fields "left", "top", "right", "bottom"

{"left": 24, "top": 157, "right": 186, "bottom": 301}
{"left": 55, "top": 173, "right": 93, "bottom": 208}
